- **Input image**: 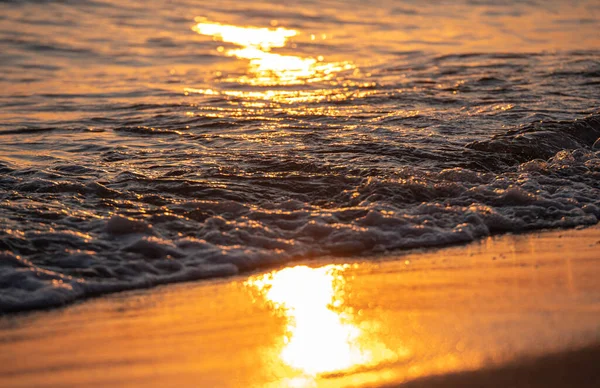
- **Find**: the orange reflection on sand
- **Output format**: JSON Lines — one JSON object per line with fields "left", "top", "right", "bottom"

{"left": 192, "top": 18, "right": 353, "bottom": 86}
{"left": 247, "top": 265, "right": 397, "bottom": 383}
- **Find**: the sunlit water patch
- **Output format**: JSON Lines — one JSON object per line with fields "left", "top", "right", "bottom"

{"left": 0, "top": 0, "right": 599, "bottom": 312}
{"left": 192, "top": 18, "right": 355, "bottom": 86}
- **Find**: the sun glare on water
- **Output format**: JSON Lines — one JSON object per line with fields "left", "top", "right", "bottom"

{"left": 192, "top": 18, "right": 354, "bottom": 86}
{"left": 246, "top": 265, "right": 399, "bottom": 385}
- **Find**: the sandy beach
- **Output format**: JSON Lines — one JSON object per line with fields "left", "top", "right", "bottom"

{"left": 1, "top": 225, "right": 599, "bottom": 387}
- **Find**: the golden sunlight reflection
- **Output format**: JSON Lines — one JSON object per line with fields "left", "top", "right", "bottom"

{"left": 192, "top": 18, "right": 354, "bottom": 86}
{"left": 246, "top": 265, "right": 399, "bottom": 381}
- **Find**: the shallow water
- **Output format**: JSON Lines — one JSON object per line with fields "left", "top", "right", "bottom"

{"left": 1, "top": 0, "right": 600, "bottom": 312}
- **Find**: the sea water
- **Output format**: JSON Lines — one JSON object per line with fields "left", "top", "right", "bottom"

{"left": 1, "top": 0, "right": 599, "bottom": 312}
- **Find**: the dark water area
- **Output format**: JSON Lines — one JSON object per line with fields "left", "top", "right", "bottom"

{"left": 1, "top": 0, "right": 600, "bottom": 312}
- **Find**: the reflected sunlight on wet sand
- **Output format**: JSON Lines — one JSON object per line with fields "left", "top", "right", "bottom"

{"left": 2, "top": 227, "right": 600, "bottom": 387}
{"left": 246, "top": 265, "right": 401, "bottom": 385}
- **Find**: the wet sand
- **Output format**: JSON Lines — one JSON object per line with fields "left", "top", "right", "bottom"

{"left": 1, "top": 226, "right": 600, "bottom": 387}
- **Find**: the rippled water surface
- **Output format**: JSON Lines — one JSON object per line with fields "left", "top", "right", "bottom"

{"left": 1, "top": 0, "right": 600, "bottom": 312}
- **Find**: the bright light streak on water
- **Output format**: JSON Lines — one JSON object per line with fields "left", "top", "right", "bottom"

{"left": 192, "top": 18, "right": 354, "bottom": 86}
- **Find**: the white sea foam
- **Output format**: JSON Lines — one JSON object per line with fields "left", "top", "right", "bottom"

{"left": 1, "top": 142, "right": 599, "bottom": 312}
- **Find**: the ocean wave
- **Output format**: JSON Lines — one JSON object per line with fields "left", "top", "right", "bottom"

{"left": 1, "top": 114, "right": 599, "bottom": 312}
{"left": 466, "top": 114, "right": 600, "bottom": 165}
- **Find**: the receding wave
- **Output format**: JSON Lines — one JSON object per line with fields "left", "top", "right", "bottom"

{"left": 466, "top": 114, "right": 600, "bottom": 167}
{"left": 1, "top": 113, "right": 599, "bottom": 313}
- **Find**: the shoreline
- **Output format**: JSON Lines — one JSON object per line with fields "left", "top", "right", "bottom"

{"left": 3, "top": 223, "right": 599, "bottom": 316}
{"left": 1, "top": 225, "right": 600, "bottom": 387}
